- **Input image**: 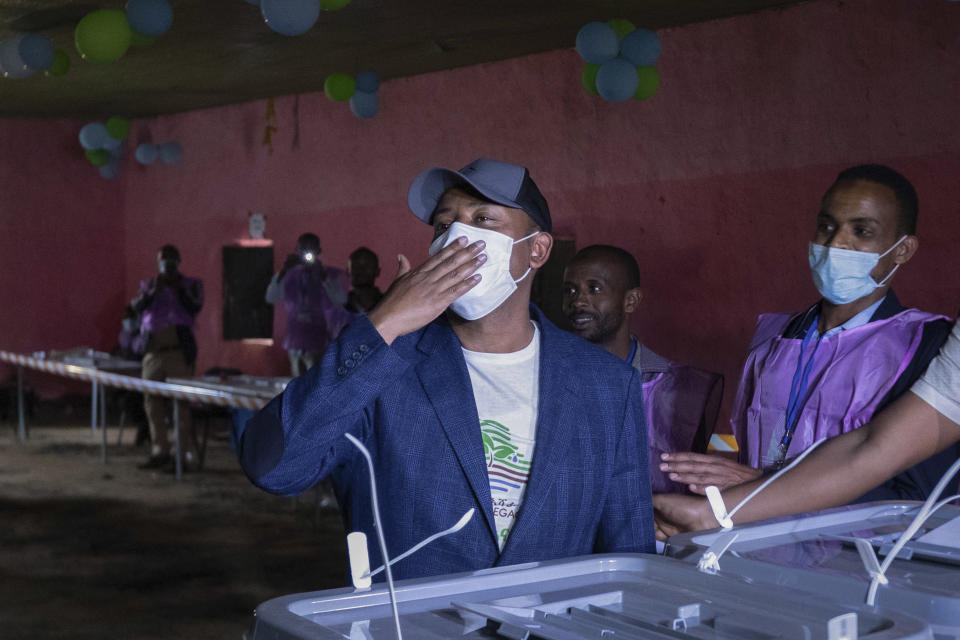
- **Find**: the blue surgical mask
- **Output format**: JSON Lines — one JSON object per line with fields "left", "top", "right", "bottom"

{"left": 808, "top": 235, "right": 906, "bottom": 305}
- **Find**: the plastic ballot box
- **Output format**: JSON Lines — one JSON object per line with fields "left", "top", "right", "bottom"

{"left": 666, "top": 501, "right": 960, "bottom": 639}
{"left": 247, "top": 553, "right": 931, "bottom": 639}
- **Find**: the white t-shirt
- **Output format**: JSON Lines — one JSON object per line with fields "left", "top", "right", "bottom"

{"left": 912, "top": 321, "right": 960, "bottom": 425}
{"left": 462, "top": 322, "right": 540, "bottom": 551}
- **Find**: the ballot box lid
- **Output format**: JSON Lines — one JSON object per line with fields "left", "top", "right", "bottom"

{"left": 666, "top": 500, "right": 960, "bottom": 636}
{"left": 249, "top": 553, "right": 930, "bottom": 639}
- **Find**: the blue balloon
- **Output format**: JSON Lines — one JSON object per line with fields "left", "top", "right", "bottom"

{"left": 159, "top": 141, "right": 183, "bottom": 165}
{"left": 125, "top": 0, "right": 174, "bottom": 37}
{"left": 349, "top": 90, "right": 378, "bottom": 119}
{"left": 0, "top": 36, "right": 34, "bottom": 79}
{"left": 355, "top": 71, "right": 380, "bottom": 93}
{"left": 135, "top": 143, "right": 159, "bottom": 164}
{"left": 575, "top": 22, "right": 619, "bottom": 64}
{"left": 101, "top": 135, "right": 123, "bottom": 151}
{"left": 19, "top": 34, "right": 55, "bottom": 71}
{"left": 620, "top": 28, "right": 660, "bottom": 66}
{"left": 100, "top": 163, "right": 119, "bottom": 180}
{"left": 596, "top": 58, "right": 639, "bottom": 102}
{"left": 79, "top": 122, "right": 109, "bottom": 150}
{"left": 261, "top": 0, "right": 319, "bottom": 36}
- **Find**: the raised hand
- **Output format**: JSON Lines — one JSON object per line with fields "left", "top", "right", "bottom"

{"left": 368, "top": 236, "right": 486, "bottom": 345}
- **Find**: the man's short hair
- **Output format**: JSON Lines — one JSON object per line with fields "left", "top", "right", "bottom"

{"left": 833, "top": 164, "right": 918, "bottom": 235}
{"left": 159, "top": 244, "right": 180, "bottom": 260}
{"left": 571, "top": 245, "right": 641, "bottom": 289}
{"left": 298, "top": 233, "right": 320, "bottom": 248}
{"left": 349, "top": 246, "right": 378, "bottom": 264}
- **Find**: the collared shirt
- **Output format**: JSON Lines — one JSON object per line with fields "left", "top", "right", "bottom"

{"left": 819, "top": 297, "right": 885, "bottom": 338}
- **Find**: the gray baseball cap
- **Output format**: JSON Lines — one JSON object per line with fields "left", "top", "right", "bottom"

{"left": 408, "top": 158, "right": 552, "bottom": 232}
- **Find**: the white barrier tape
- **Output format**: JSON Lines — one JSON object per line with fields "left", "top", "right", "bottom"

{"left": 0, "top": 351, "right": 268, "bottom": 410}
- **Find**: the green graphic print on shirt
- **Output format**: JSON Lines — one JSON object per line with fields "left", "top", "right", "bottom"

{"left": 481, "top": 419, "right": 533, "bottom": 548}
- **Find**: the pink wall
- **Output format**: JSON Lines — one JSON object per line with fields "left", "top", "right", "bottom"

{"left": 3, "top": 0, "right": 959, "bottom": 417}
{"left": 0, "top": 119, "right": 126, "bottom": 397}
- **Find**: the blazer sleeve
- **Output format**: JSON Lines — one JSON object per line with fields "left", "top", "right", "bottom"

{"left": 239, "top": 315, "right": 414, "bottom": 496}
{"left": 594, "top": 369, "right": 656, "bottom": 554}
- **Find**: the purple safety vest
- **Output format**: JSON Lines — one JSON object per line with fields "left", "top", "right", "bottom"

{"left": 139, "top": 277, "right": 201, "bottom": 334}
{"left": 732, "top": 308, "right": 946, "bottom": 470}
{"left": 282, "top": 264, "right": 351, "bottom": 352}
{"left": 638, "top": 361, "right": 722, "bottom": 493}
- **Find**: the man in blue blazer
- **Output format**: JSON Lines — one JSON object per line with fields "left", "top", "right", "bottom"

{"left": 240, "top": 158, "right": 655, "bottom": 580}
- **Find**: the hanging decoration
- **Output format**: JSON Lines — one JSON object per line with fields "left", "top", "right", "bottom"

{"left": 74, "top": 10, "right": 133, "bottom": 62}
{"left": 262, "top": 98, "right": 278, "bottom": 154}
{"left": 324, "top": 71, "right": 381, "bottom": 119}
{"left": 575, "top": 19, "right": 661, "bottom": 103}
{"left": 76, "top": 117, "right": 135, "bottom": 179}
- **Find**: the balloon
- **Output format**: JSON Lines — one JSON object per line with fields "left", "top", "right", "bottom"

{"left": 100, "top": 163, "right": 119, "bottom": 179}
{"left": 101, "top": 135, "right": 123, "bottom": 151}
{"left": 575, "top": 22, "right": 618, "bottom": 64}
{"left": 45, "top": 50, "right": 70, "bottom": 77}
{"left": 125, "top": 0, "right": 173, "bottom": 37}
{"left": 79, "top": 122, "right": 109, "bottom": 150}
{"left": 85, "top": 148, "right": 111, "bottom": 167}
{"left": 105, "top": 116, "right": 131, "bottom": 140}
{"left": 349, "top": 90, "right": 378, "bottom": 118}
{"left": 581, "top": 63, "right": 599, "bottom": 96}
{"left": 75, "top": 10, "right": 133, "bottom": 63}
{"left": 620, "top": 28, "right": 660, "bottom": 67}
{"left": 135, "top": 143, "right": 159, "bottom": 165}
{"left": 159, "top": 141, "right": 183, "bottom": 164}
{"left": 633, "top": 66, "right": 660, "bottom": 100}
{"left": 324, "top": 73, "right": 355, "bottom": 101}
{"left": 130, "top": 31, "right": 156, "bottom": 46}
{"left": 19, "top": 34, "right": 55, "bottom": 71}
{"left": 355, "top": 70, "right": 380, "bottom": 94}
{"left": 260, "top": 0, "right": 319, "bottom": 36}
{"left": 595, "top": 57, "right": 638, "bottom": 102}
{"left": 0, "top": 36, "right": 34, "bottom": 79}
{"left": 607, "top": 18, "right": 636, "bottom": 40}
{"left": 319, "top": 0, "right": 351, "bottom": 9}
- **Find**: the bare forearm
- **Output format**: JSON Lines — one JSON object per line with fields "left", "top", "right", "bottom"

{"left": 721, "top": 392, "right": 948, "bottom": 524}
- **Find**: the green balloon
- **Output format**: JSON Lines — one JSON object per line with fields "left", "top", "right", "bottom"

{"left": 319, "top": 0, "right": 352, "bottom": 9}
{"left": 130, "top": 31, "right": 156, "bottom": 47}
{"left": 633, "top": 66, "right": 659, "bottom": 100}
{"left": 581, "top": 63, "right": 599, "bottom": 96}
{"left": 45, "top": 50, "right": 70, "bottom": 77}
{"left": 75, "top": 10, "right": 132, "bottom": 63}
{"left": 105, "top": 117, "right": 131, "bottom": 140}
{"left": 85, "top": 149, "right": 110, "bottom": 167}
{"left": 607, "top": 18, "right": 636, "bottom": 40}
{"left": 324, "top": 73, "right": 356, "bottom": 102}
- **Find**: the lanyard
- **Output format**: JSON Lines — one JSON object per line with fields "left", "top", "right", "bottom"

{"left": 776, "top": 315, "right": 822, "bottom": 467}
{"left": 625, "top": 338, "right": 638, "bottom": 364}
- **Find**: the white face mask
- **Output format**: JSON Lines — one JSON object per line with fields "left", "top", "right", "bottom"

{"left": 428, "top": 221, "right": 539, "bottom": 320}
{"left": 808, "top": 235, "right": 906, "bottom": 305}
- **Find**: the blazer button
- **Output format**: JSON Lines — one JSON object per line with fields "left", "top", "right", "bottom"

{"left": 345, "top": 359, "right": 355, "bottom": 368}
{"left": 359, "top": 344, "right": 368, "bottom": 353}
{"left": 337, "top": 366, "right": 346, "bottom": 376}
{"left": 351, "top": 351, "right": 361, "bottom": 359}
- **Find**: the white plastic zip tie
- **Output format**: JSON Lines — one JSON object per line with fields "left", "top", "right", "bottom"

{"left": 344, "top": 433, "right": 403, "bottom": 640}
{"left": 696, "top": 438, "right": 827, "bottom": 573}
{"left": 366, "top": 508, "right": 475, "bottom": 579}
{"left": 347, "top": 531, "right": 372, "bottom": 590}
{"left": 864, "top": 455, "right": 960, "bottom": 607}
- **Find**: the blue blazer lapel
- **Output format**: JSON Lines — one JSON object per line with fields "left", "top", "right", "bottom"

{"left": 415, "top": 320, "right": 498, "bottom": 545}
{"left": 499, "top": 312, "right": 577, "bottom": 561}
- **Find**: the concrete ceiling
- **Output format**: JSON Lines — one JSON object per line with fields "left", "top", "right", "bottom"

{"left": 0, "top": 0, "right": 805, "bottom": 118}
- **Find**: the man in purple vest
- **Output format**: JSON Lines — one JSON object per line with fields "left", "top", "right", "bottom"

{"left": 265, "top": 233, "right": 351, "bottom": 376}
{"left": 562, "top": 245, "right": 723, "bottom": 493}
{"left": 131, "top": 244, "right": 204, "bottom": 470}
{"left": 660, "top": 165, "right": 953, "bottom": 501}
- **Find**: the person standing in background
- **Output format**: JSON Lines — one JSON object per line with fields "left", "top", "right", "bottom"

{"left": 132, "top": 245, "right": 203, "bottom": 471}
{"left": 265, "top": 233, "right": 351, "bottom": 376}
{"left": 345, "top": 246, "right": 383, "bottom": 314}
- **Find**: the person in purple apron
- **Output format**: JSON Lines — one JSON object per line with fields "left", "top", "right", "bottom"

{"left": 131, "top": 244, "right": 204, "bottom": 470}
{"left": 265, "top": 233, "right": 351, "bottom": 376}
{"left": 562, "top": 245, "right": 723, "bottom": 493}
{"left": 659, "top": 164, "right": 954, "bottom": 502}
